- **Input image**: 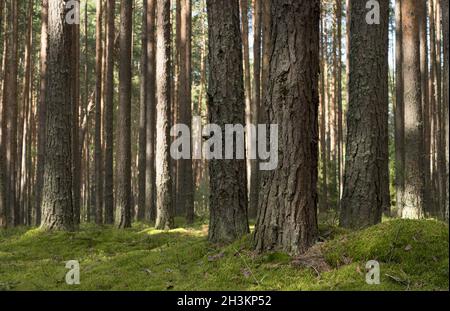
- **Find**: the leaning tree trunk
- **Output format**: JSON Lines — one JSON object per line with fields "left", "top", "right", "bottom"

{"left": 401, "top": 0, "right": 425, "bottom": 219}
{"left": 340, "top": 0, "right": 390, "bottom": 228}
{"left": 253, "top": 0, "right": 319, "bottom": 255}
{"left": 155, "top": 0, "right": 174, "bottom": 230}
{"left": 115, "top": 0, "right": 133, "bottom": 228}
{"left": 206, "top": 0, "right": 249, "bottom": 243}
{"left": 40, "top": 0, "right": 75, "bottom": 231}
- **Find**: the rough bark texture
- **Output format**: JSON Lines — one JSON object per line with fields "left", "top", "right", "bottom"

{"left": 206, "top": 0, "right": 249, "bottom": 243}
{"left": 401, "top": 0, "right": 425, "bottom": 219}
{"left": 155, "top": 0, "right": 174, "bottom": 230}
{"left": 41, "top": 0, "right": 74, "bottom": 231}
{"left": 94, "top": 0, "right": 103, "bottom": 224}
{"left": 253, "top": 0, "right": 319, "bottom": 255}
{"left": 104, "top": 0, "right": 115, "bottom": 224}
{"left": 115, "top": 0, "right": 133, "bottom": 229}
{"left": 146, "top": 0, "right": 157, "bottom": 222}
{"left": 340, "top": 0, "right": 389, "bottom": 228}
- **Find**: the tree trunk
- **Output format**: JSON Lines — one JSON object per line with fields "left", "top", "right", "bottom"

{"left": 206, "top": 0, "right": 249, "bottom": 243}
{"left": 41, "top": 0, "right": 75, "bottom": 231}
{"left": 442, "top": 0, "right": 449, "bottom": 221}
{"left": 319, "top": 8, "right": 328, "bottom": 213}
{"left": 340, "top": 0, "right": 389, "bottom": 228}
{"left": 401, "top": 0, "right": 425, "bottom": 219}
{"left": 176, "top": 0, "right": 194, "bottom": 224}
{"left": 146, "top": 0, "right": 157, "bottom": 222}
{"left": 155, "top": 0, "right": 174, "bottom": 230}
{"left": 94, "top": 0, "right": 103, "bottom": 224}
{"left": 115, "top": 0, "right": 133, "bottom": 229}
{"left": 137, "top": 0, "right": 148, "bottom": 222}
{"left": 104, "top": 0, "right": 115, "bottom": 224}
{"left": 395, "top": 0, "right": 405, "bottom": 217}
{"left": 253, "top": 0, "right": 319, "bottom": 254}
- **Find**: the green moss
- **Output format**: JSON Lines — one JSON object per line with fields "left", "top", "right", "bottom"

{"left": 0, "top": 219, "right": 447, "bottom": 291}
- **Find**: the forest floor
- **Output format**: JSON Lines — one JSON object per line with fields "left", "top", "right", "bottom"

{"left": 0, "top": 218, "right": 448, "bottom": 291}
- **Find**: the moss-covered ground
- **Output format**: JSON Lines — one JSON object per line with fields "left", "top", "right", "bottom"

{"left": 0, "top": 218, "right": 448, "bottom": 290}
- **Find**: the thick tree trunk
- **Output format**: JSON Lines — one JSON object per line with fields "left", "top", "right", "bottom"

{"left": 41, "top": 0, "right": 75, "bottom": 231}
{"left": 115, "top": 0, "right": 133, "bottom": 229}
{"left": 145, "top": 0, "right": 157, "bottom": 222}
{"left": 401, "top": 0, "right": 425, "bottom": 219}
{"left": 253, "top": 0, "right": 319, "bottom": 254}
{"left": 340, "top": 0, "right": 389, "bottom": 228}
{"left": 155, "top": 0, "right": 174, "bottom": 230}
{"left": 104, "top": 0, "right": 115, "bottom": 224}
{"left": 206, "top": 0, "right": 249, "bottom": 243}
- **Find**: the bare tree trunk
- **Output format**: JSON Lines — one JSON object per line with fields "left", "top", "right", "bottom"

{"left": 94, "top": 0, "right": 104, "bottom": 224}
{"left": 145, "top": 0, "right": 157, "bottom": 222}
{"left": 41, "top": 0, "right": 75, "bottom": 231}
{"left": 254, "top": 0, "right": 319, "bottom": 254}
{"left": 206, "top": 0, "right": 249, "bottom": 243}
{"left": 155, "top": 0, "right": 174, "bottom": 230}
{"left": 340, "top": 0, "right": 389, "bottom": 228}
{"left": 319, "top": 8, "right": 328, "bottom": 213}
{"left": 137, "top": 0, "right": 148, "bottom": 221}
{"left": 176, "top": 0, "right": 194, "bottom": 224}
{"left": 104, "top": 0, "right": 115, "bottom": 224}
{"left": 441, "top": 0, "right": 449, "bottom": 222}
{"left": 401, "top": 0, "right": 425, "bottom": 219}
{"left": 115, "top": 0, "right": 133, "bottom": 229}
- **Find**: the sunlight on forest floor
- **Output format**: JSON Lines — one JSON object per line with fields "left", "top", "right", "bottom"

{"left": 0, "top": 218, "right": 448, "bottom": 291}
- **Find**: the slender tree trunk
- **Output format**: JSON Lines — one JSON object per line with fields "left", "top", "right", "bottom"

{"left": 176, "top": 0, "right": 194, "bottom": 224}
{"left": 395, "top": 0, "right": 405, "bottom": 216}
{"left": 420, "top": 0, "right": 431, "bottom": 216}
{"left": 137, "top": 0, "right": 148, "bottom": 221}
{"left": 336, "top": 0, "right": 344, "bottom": 211}
{"left": 145, "top": 0, "right": 157, "bottom": 222}
{"left": 319, "top": 8, "right": 328, "bottom": 213}
{"left": 401, "top": 0, "right": 425, "bottom": 219}
{"left": 72, "top": 0, "right": 81, "bottom": 227}
{"left": 254, "top": 0, "right": 319, "bottom": 254}
{"left": 94, "top": 0, "right": 104, "bottom": 224}
{"left": 155, "top": 0, "right": 174, "bottom": 230}
{"left": 340, "top": 0, "right": 389, "bottom": 228}
{"left": 41, "top": 0, "right": 75, "bottom": 231}
{"left": 115, "top": 0, "right": 133, "bottom": 229}
{"left": 442, "top": 0, "right": 449, "bottom": 221}
{"left": 260, "top": 0, "right": 271, "bottom": 111}
{"left": 104, "top": 0, "right": 115, "bottom": 224}
{"left": 206, "top": 0, "right": 249, "bottom": 243}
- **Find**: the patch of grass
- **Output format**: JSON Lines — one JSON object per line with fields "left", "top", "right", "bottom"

{"left": 0, "top": 219, "right": 447, "bottom": 291}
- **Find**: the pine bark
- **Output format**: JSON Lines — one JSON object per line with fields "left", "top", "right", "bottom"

{"left": 253, "top": 0, "right": 319, "bottom": 254}
{"left": 206, "top": 0, "right": 249, "bottom": 243}
{"left": 155, "top": 0, "right": 174, "bottom": 230}
{"left": 401, "top": 0, "right": 425, "bottom": 219}
{"left": 115, "top": 0, "right": 133, "bottom": 228}
{"left": 41, "top": 0, "right": 75, "bottom": 231}
{"left": 340, "top": 0, "right": 389, "bottom": 228}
